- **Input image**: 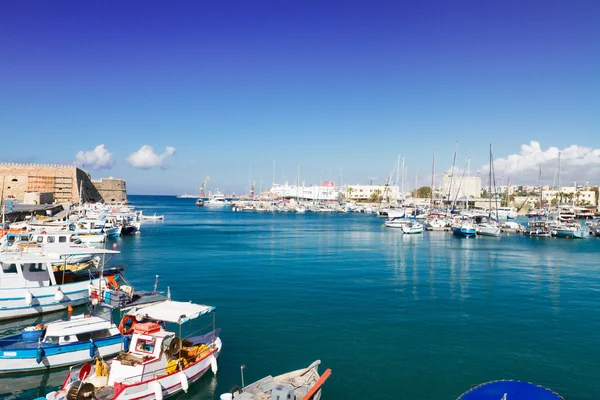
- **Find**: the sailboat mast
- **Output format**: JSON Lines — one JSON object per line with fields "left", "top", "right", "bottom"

{"left": 430, "top": 152, "right": 435, "bottom": 211}
{"left": 557, "top": 152, "right": 561, "bottom": 218}
{"left": 491, "top": 144, "right": 499, "bottom": 221}
{"left": 448, "top": 143, "right": 457, "bottom": 208}
{"left": 539, "top": 165, "right": 543, "bottom": 210}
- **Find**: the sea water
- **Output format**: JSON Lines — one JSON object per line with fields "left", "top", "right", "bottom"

{"left": 1, "top": 195, "right": 599, "bottom": 400}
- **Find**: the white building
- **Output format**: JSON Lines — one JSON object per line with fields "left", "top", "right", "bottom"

{"left": 269, "top": 182, "right": 342, "bottom": 201}
{"left": 441, "top": 174, "right": 482, "bottom": 201}
{"left": 344, "top": 185, "right": 401, "bottom": 202}
{"left": 541, "top": 187, "right": 597, "bottom": 206}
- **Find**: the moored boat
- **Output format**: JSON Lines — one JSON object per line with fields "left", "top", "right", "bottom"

{"left": 452, "top": 222, "right": 477, "bottom": 238}
{"left": 402, "top": 222, "right": 424, "bottom": 234}
{"left": 0, "top": 248, "right": 120, "bottom": 321}
{"left": 523, "top": 221, "right": 552, "bottom": 237}
{"left": 384, "top": 217, "right": 408, "bottom": 229}
{"left": 0, "top": 314, "right": 124, "bottom": 374}
{"left": 47, "top": 300, "right": 221, "bottom": 400}
{"left": 222, "top": 360, "right": 331, "bottom": 400}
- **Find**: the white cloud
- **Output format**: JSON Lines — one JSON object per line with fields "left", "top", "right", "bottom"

{"left": 480, "top": 141, "right": 600, "bottom": 185}
{"left": 126, "top": 145, "right": 176, "bottom": 169}
{"left": 74, "top": 144, "right": 115, "bottom": 169}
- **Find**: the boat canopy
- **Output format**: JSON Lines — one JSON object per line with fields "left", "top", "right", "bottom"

{"left": 0, "top": 253, "right": 64, "bottom": 264}
{"left": 457, "top": 381, "right": 563, "bottom": 400}
{"left": 46, "top": 246, "right": 120, "bottom": 256}
{"left": 129, "top": 300, "right": 215, "bottom": 325}
{"left": 45, "top": 315, "right": 113, "bottom": 337}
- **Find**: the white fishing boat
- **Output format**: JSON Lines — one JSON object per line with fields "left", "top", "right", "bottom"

{"left": 0, "top": 247, "right": 119, "bottom": 321}
{"left": 141, "top": 214, "right": 164, "bottom": 221}
{"left": 0, "top": 314, "right": 124, "bottom": 374}
{"left": 402, "top": 222, "right": 424, "bottom": 234}
{"left": 222, "top": 360, "right": 331, "bottom": 400}
{"left": 47, "top": 300, "right": 221, "bottom": 400}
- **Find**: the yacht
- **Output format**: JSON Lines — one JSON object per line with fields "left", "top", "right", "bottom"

{"left": 204, "top": 192, "right": 230, "bottom": 208}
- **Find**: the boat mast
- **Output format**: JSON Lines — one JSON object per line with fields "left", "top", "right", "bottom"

{"left": 430, "top": 152, "right": 435, "bottom": 211}
{"left": 557, "top": 152, "right": 561, "bottom": 219}
{"left": 448, "top": 142, "right": 458, "bottom": 211}
{"left": 490, "top": 144, "right": 499, "bottom": 221}
{"left": 539, "top": 165, "right": 543, "bottom": 211}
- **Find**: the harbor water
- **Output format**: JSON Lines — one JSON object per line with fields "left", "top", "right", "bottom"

{"left": 2, "top": 194, "right": 600, "bottom": 399}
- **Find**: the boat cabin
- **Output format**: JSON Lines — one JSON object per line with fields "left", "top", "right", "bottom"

{"left": 108, "top": 323, "right": 175, "bottom": 385}
{"left": 0, "top": 254, "right": 59, "bottom": 289}
{"left": 42, "top": 315, "right": 119, "bottom": 345}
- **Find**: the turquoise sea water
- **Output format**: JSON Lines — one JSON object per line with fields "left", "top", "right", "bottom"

{"left": 2, "top": 194, "right": 600, "bottom": 399}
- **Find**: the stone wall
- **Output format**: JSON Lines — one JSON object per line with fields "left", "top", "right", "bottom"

{"left": 92, "top": 178, "right": 127, "bottom": 203}
{"left": 0, "top": 163, "right": 127, "bottom": 203}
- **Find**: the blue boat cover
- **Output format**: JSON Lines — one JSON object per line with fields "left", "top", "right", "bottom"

{"left": 458, "top": 381, "right": 563, "bottom": 400}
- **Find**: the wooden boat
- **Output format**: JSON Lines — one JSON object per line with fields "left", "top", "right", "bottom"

{"left": 0, "top": 248, "right": 120, "bottom": 321}
{"left": 523, "top": 221, "right": 551, "bottom": 237}
{"left": 46, "top": 300, "right": 221, "bottom": 400}
{"left": 0, "top": 314, "right": 124, "bottom": 374}
{"left": 222, "top": 360, "right": 331, "bottom": 400}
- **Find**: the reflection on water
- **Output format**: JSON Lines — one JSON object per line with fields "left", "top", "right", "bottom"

{"left": 3, "top": 197, "right": 599, "bottom": 400}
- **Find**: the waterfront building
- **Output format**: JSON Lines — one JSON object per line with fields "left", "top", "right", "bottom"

{"left": 269, "top": 181, "right": 342, "bottom": 201}
{"left": 344, "top": 184, "right": 401, "bottom": 202}
{"left": 0, "top": 163, "right": 127, "bottom": 204}
{"left": 441, "top": 174, "right": 482, "bottom": 201}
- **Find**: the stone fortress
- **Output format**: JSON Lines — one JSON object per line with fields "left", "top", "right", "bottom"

{"left": 0, "top": 163, "right": 127, "bottom": 204}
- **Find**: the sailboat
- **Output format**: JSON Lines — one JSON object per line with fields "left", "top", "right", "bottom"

{"left": 552, "top": 152, "right": 589, "bottom": 239}
{"left": 477, "top": 144, "right": 501, "bottom": 237}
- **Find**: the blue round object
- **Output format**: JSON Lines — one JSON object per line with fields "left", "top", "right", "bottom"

{"left": 458, "top": 381, "right": 563, "bottom": 400}
{"left": 22, "top": 329, "right": 43, "bottom": 343}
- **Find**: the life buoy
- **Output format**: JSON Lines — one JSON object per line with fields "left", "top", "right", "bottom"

{"left": 118, "top": 315, "right": 137, "bottom": 335}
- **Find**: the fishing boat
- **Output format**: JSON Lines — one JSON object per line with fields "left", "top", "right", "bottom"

{"left": 384, "top": 217, "right": 408, "bottom": 229}
{"left": 402, "top": 222, "right": 424, "bottom": 234}
{"left": 452, "top": 222, "right": 477, "bottom": 238}
{"left": 222, "top": 360, "right": 331, "bottom": 400}
{"left": 456, "top": 380, "right": 563, "bottom": 399}
{"left": 47, "top": 300, "right": 221, "bottom": 400}
{"left": 0, "top": 314, "right": 124, "bottom": 374}
{"left": 0, "top": 247, "right": 120, "bottom": 321}
{"left": 523, "top": 221, "right": 552, "bottom": 237}
{"left": 141, "top": 214, "right": 164, "bottom": 221}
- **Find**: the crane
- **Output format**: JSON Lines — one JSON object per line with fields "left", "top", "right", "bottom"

{"left": 200, "top": 175, "right": 210, "bottom": 198}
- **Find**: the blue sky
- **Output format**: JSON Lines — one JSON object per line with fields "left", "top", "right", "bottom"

{"left": 1, "top": 1, "right": 599, "bottom": 194}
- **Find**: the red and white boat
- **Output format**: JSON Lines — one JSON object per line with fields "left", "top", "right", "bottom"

{"left": 47, "top": 300, "right": 221, "bottom": 400}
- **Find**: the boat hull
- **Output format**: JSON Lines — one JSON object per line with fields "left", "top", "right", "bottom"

{"left": 452, "top": 227, "right": 477, "bottom": 238}
{"left": 554, "top": 229, "right": 589, "bottom": 239}
{"left": 0, "top": 336, "right": 124, "bottom": 374}
{"left": 0, "top": 278, "right": 101, "bottom": 321}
